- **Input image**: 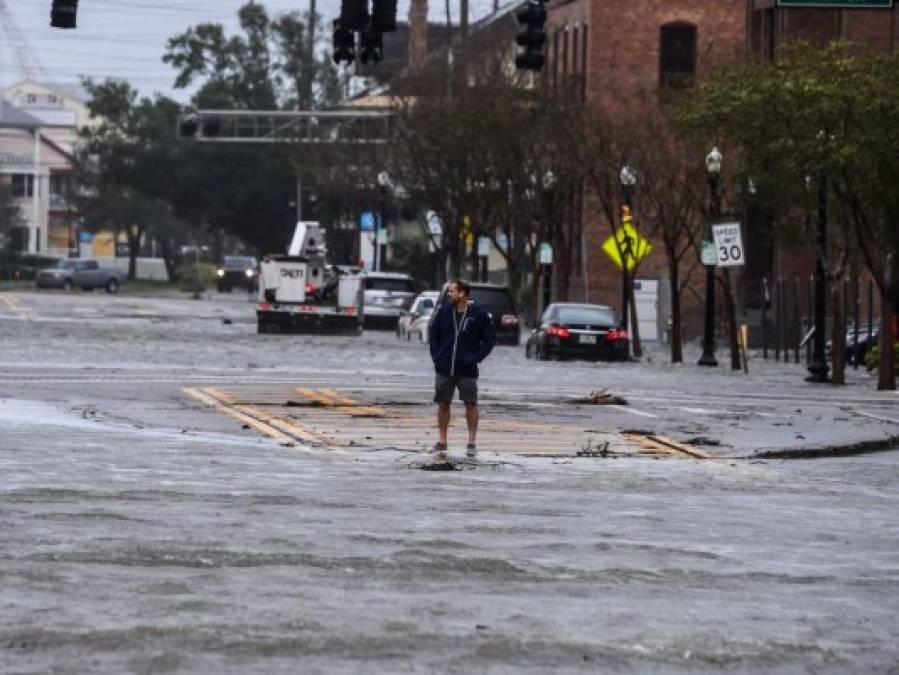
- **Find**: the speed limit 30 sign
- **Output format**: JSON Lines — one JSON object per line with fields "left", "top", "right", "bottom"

{"left": 712, "top": 222, "right": 744, "bottom": 267}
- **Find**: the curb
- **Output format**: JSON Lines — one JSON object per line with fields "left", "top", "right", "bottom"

{"left": 744, "top": 434, "right": 899, "bottom": 460}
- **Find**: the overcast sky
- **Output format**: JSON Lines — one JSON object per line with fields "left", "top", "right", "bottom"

{"left": 1, "top": 0, "right": 496, "bottom": 102}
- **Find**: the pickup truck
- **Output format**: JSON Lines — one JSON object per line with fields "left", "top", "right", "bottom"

{"left": 35, "top": 259, "right": 124, "bottom": 293}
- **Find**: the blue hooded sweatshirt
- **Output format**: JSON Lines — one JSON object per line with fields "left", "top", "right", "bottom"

{"left": 429, "top": 300, "right": 496, "bottom": 378}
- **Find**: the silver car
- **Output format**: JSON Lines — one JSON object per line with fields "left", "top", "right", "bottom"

{"left": 362, "top": 272, "right": 416, "bottom": 329}
{"left": 35, "top": 259, "right": 124, "bottom": 293}
{"left": 396, "top": 291, "right": 439, "bottom": 342}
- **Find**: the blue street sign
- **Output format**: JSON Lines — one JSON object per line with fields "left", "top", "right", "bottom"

{"left": 360, "top": 211, "right": 374, "bottom": 232}
{"left": 79, "top": 232, "right": 93, "bottom": 243}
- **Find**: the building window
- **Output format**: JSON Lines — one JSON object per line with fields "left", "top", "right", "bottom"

{"left": 11, "top": 174, "right": 35, "bottom": 198}
{"left": 572, "top": 26, "right": 579, "bottom": 74}
{"left": 581, "top": 25, "right": 588, "bottom": 101}
{"left": 50, "top": 173, "right": 72, "bottom": 197}
{"left": 25, "top": 94, "right": 36, "bottom": 104}
{"left": 47, "top": 94, "right": 58, "bottom": 104}
{"left": 659, "top": 22, "right": 697, "bottom": 91}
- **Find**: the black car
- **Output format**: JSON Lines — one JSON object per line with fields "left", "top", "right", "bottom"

{"left": 217, "top": 255, "right": 258, "bottom": 292}
{"left": 432, "top": 282, "right": 521, "bottom": 346}
{"left": 525, "top": 303, "right": 629, "bottom": 361}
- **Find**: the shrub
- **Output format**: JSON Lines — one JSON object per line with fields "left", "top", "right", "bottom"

{"left": 864, "top": 343, "right": 899, "bottom": 374}
{"left": 175, "top": 262, "right": 218, "bottom": 292}
{"left": 0, "top": 253, "right": 61, "bottom": 281}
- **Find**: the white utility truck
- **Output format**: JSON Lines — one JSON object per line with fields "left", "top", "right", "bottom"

{"left": 256, "top": 222, "right": 364, "bottom": 334}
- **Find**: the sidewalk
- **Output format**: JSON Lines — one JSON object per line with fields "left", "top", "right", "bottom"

{"left": 524, "top": 341, "right": 899, "bottom": 460}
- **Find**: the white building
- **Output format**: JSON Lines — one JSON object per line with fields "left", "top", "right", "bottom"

{"left": 0, "top": 82, "right": 92, "bottom": 258}
{"left": 0, "top": 101, "right": 77, "bottom": 257}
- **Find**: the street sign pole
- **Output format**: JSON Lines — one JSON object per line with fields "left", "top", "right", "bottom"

{"left": 539, "top": 243, "right": 553, "bottom": 314}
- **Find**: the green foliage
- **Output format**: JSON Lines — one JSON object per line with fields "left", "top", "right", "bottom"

{"left": 864, "top": 344, "right": 899, "bottom": 374}
{"left": 0, "top": 254, "right": 60, "bottom": 282}
{"left": 164, "top": 1, "right": 342, "bottom": 110}
{"left": 386, "top": 237, "right": 433, "bottom": 291}
{"left": 175, "top": 262, "right": 218, "bottom": 292}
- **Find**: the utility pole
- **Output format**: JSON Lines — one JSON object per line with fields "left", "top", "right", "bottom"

{"left": 305, "top": 0, "right": 317, "bottom": 109}
{"left": 460, "top": 0, "right": 469, "bottom": 41}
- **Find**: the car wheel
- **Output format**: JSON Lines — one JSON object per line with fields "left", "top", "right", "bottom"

{"left": 105, "top": 278, "right": 119, "bottom": 294}
{"left": 62, "top": 279, "right": 73, "bottom": 291}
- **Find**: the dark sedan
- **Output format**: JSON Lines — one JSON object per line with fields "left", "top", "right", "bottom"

{"left": 525, "top": 303, "right": 629, "bottom": 361}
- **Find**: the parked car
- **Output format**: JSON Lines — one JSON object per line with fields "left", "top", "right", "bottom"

{"left": 525, "top": 302, "right": 628, "bottom": 361}
{"left": 217, "top": 255, "right": 258, "bottom": 292}
{"left": 397, "top": 291, "right": 439, "bottom": 342}
{"left": 432, "top": 282, "right": 521, "bottom": 346}
{"left": 825, "top": 321, "right": 880, "bottom": 366}
{"left": 35, "top": 259, "right": 124, "bottom": 293}
{"left": 362, "top": 272, "right": 416, "bottom": 328}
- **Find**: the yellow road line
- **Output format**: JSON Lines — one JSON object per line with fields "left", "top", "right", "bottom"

{"left": 298, "top": 387, "right": 392, "bottom": 417}
{"left": 320, "top": 388, "right": 360, "bottom": 406}
{"left": 238, "top": 404, "right": 334, "bottom": 447}
{"left": 182, "top": 387, "right": 294, "bottom": 443}
{"left": 0, "top": 294, "right": 21, "bottom": 309}
{"left": 202, "top": 387, "right": 336, "bottom": 448}
{"left": 295, "top": 387, "right": 334, "bottom": 406}
{"left": 204, "top": 387, "right": 236, "bottom": 404}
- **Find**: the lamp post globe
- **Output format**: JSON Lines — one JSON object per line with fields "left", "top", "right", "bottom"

{"left": 698, "top": 146, "right": 722, "bottom": 367}
{"left": 618, "top": 164, "right": 637, "bottom": 335}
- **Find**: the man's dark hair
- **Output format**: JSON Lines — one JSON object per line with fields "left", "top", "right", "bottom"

{"left": 449, "top": 278, "right": 470, "bottom": 297}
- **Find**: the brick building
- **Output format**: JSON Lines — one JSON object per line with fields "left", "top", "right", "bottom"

{"left": 545, "top": 0, "right": 897, "bottom": 343}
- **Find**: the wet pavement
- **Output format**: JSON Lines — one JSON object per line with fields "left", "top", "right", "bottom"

{"left": 1, "top": 289, "right": 898, "bottom": 673}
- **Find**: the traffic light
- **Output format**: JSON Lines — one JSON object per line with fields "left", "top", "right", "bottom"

{"left": 332, "top": 20, "right": 356, "bottom": 65}
{"left": 177, "top": 113, "right": 221, "bottom": 138}
{"left": 515, "top": 0, "right": 547, "bottom": 71}
{"left": 50, "top": 0, "right": 78, "bottom": 28}
{"left": 359, "top": 30, "right": 383, "bottom": 65}
{"left": 179, "top": 113, "right": 199, "bottom": 138}
{"left": 371, "top": 0, "right": 397, "bottom": 33}
{"left": 339, "top": 0, "right": 368, "bottom": 32}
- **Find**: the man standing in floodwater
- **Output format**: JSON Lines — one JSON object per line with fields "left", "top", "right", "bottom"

{"left": 428, "top": 279, "right": 496, "bottom": 458}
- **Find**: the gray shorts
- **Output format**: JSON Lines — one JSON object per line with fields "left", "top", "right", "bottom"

{"left": 434, "top": 374, "right": 478, "bottom": 405}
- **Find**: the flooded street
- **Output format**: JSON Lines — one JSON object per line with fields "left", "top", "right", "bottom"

{"left": 1, "top": 291, "right": 898, "bottom": 673}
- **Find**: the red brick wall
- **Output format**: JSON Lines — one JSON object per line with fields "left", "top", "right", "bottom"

{"left": 546, "top": 0, "right": 746, "bottom": 331}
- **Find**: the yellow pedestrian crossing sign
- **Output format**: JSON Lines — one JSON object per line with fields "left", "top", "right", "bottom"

{"left": 602, "top": 212, "right": 650, "bottom": 271}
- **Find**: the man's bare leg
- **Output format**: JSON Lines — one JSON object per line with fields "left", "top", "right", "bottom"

{"left": 437, "top": 403, "right": 451, "bottom": 445}
{"left": 465, "top": 404, "right": 478, "bottom": 445}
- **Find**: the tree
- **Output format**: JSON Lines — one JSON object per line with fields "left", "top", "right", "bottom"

{"left": 76, "top": 79, "right": 185, "bottom": 280}
{"left": 680, "top": 41, "right": 899, "bottom": 389}
{"left": 0, "top": 181, "right": 26, "bottom": 277}
{"left": 164, "top": 2, "right": 342, "bottom": 111}
{"left": 624, "top": 111, "right": 707, "bottom": 362}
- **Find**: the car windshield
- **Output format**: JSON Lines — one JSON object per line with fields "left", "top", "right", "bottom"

{"left": 58, "top": 260, "right": 77, "bottom": 270}
{"left": 365, "top": 278, "right": 414, "bottom": 292}
{"left": 470, "top": 288, "right": 515, "bottom": 313}
{"left": 223, "top": 256, "right": 256, "bottom": 268}
{"left": 556, "top": 306, "right": 616, "bottom": 326}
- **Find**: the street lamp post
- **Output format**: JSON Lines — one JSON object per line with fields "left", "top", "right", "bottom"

{"left": 619, "top": 165, "right": 637, "bottom": 332}
{"left": 806, "top": 172, "right": 831, "bottom": 382}
{"left": 375, "top": 171, "right": 391, "bottom": 272}
{"left": 698, "top": 146, "right": 722, "bottom": 367}
{"left": 541, "top": 170, "right": 556, "bottom": 314}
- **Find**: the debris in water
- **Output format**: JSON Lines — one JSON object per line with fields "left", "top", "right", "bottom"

{"left": 570, "top": 389, "right": 628, "bottom": 405}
